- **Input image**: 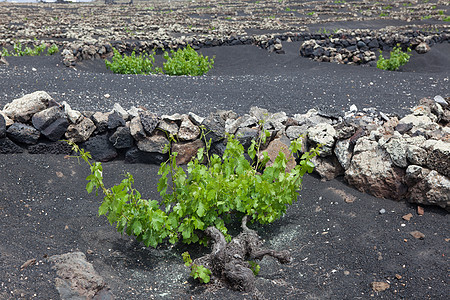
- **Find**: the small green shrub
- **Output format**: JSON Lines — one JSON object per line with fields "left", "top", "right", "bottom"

{"left": 47, "top": 44, "right": 59, "bottom": 55}
{"left": 377, "top": 45, "right": 411, "bottom": 71}
{"left": 67, "top": 126, "right": 319, "bottom": 285}
{"left": 105, "top": 48, "right": 162, "bottom": 75}
{"left": 163, "top": 45, "right": 214, "bottom": 76}
{"left": 444, "top": 16, "right": 450, "bottom": 22}
{"left": 1, "top": 41, "right": 58, "bottom": 57}
{"left": 67, "top": 126, "right": 319, "bottom": 249}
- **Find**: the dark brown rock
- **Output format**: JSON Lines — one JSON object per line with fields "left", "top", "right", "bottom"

{"left": 172, "top": 139, "right": 204, "bottom": 165}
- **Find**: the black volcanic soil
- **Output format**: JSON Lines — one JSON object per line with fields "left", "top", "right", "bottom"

{"left": 0, "top": 1, "right": 449, "bottom": 299}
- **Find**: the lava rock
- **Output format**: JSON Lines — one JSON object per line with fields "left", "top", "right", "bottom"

{"left": 41, "top": 118, "right": 69, "bottom": 141}
{"left": 28, "top": 141, "right": 73, "bottom": 155}
{"left": 6, "top": 123, "right": 40, "bottom": 144}
{"left": 82, "top": 134, "right": 117, "bottom": 162}
{"left": 139, "top": 111, "right": 160, "bottom": 135}
{"left": 32, "top": 106, "right": 65, "bottom": 132}
{"left": 125, "top": 147, "right": 168, "bottom": 164}
{"left": 136, "top": 133, "right": 169, "bottom": 154}
{"left": 0, "top": 114, "right": 5, "bottom": 138}
{"left": 172, "top": 139, "right": 205, "bottom": 165}
{"left": 109, "top": 126, "right": 134, "bottom": 149}
{"left": 107, "top": 111, "right": 125, "bottom": 130}
{"left": 65, "top": 117, "right": 96, "bottom": 143}
{"left": 0, "top": 137, "right": 23, "bottom": 154}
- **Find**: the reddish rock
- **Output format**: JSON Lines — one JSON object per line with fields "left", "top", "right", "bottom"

{"left": 410, "top": 231, "right": 425, "bottom": 239}
{"left": 262, "top": 138, "right": 296, "bottom": 172}
{"left": 417, "top": 206, "right": 424, "bottom": 215}
{"left": 402, "top": 213, "right": 413, "bottom": 221}
{"left": 172, "top": 139, "right": 205, "bottom": 165}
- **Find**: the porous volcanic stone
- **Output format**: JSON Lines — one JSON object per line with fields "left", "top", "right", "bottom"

{"left": 92, "top": 111, "right": 110, "bottom": 133}
{"left": 0, "top": 114, "right": 5, "bottom": 138}
{"left": 82, "top": 134, "right": 117, "bottom": 162}
{"left": 263, "top": 138, "right": 296, "bottom": 172}
{"left": 107, "top": 111, "right": 125, "bottom": 130}
{"left": 178, "top": 115, "right": 200, "bottom": 141}
{"left": 0, "top": 137, "right": 23, "bottom": 154}
{"left": 425, "top": 140, "right": 450, "bottom": 177}
{"left": 139, "top": 111, "right": 160, "bottom": 135}
{"left": 345, "top": 137, "right": 407, "bottom": 200}
{"left": 109, "top": 126, "right": 134, "bottom": 149}
{"left": 129, "top": 116, "right": 146, "bottom": 141}
{"left": 65, "top": 117, "right": 96, "bottom": 143}
{"left": 6, "top": 123, "right": 40, "bottom": 144}
{"left": 137, "top": 133, "right": 169, "bottom": 154}
{"left": 307, "top": 123, "right": 336, "bottom": 156}
{"left": 28, "top": 141, "right": 73, "bottom": 155}
{"left": 405, "top": 165, "right": 450, "bottom": 210}
{"left": 49, "top": 252, "right": 114, "bottom": 300}
{"left": 125, "top": 147, "right": 168, "bottom": 164}
{"left": 202, "top": 112, "right": 226, "bottom": 143}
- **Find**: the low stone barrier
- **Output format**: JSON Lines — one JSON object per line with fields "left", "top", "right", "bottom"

{"left": 54, "top": 28, "right": 450, "bottom": 66}
{"left": 1, "top": 91, "right": 449, "bottom": 210}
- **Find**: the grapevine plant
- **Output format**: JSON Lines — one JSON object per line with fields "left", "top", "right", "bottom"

{"left": 163, "top": 44, "right": 214, "bottom": 76}
{"left": 67, "top": 127, "right": 319, "bottom": 286}
{"left": 377, "top": 44, "right": 411, "bottom": 71}
{"left": 105, "top": 45, "right": 214, "bottom": 76}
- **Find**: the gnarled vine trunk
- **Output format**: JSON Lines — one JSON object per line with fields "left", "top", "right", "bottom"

{"left": 193, "top": 216, "right": 292, "bottom": 292}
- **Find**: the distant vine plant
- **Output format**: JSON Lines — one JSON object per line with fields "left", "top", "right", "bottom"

{"left": 105, "top": 48, "right": 162, "bottom": 75}
{"left": 105, "top": 45, "right": 214, "bottom": 76}
{"left": 66, "top": 126, "right": 319, "bottom": 283}
{"left": 1, "top": 41, "right": 59, "bottom": 57}
{"left": 377, "top": 44, "right": 411, "bottom": 71}
{"left": 163, "top": 44, "right": 214, "bottom": 76}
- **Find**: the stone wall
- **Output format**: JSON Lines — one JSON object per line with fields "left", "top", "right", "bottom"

{"left": 1, "top": 91, "right": 449, "bottom": 210}
{"left": 56, "top": 28, "right": 450, "bottom": 66}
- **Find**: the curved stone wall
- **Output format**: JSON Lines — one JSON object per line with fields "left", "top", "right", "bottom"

{"left": 1, "top": 91, "right": 449, "bottom": 210}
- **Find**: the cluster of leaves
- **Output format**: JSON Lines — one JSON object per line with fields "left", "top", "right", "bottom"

{"left": 105, "top": 45, "right": 214, "bottom": 76}
{"left": 1, "top": 42, "right": 59, "bottom": 57}
{"left": 163, "top": 44, "right": 214, "bottom": 76}
{"left": 377, "top": 45, "right": 411, "bottom": 71}
{"left": 182, "top": 252, "right": 211, "bottom": 283}
{"left": 105, "top": 48, "right": 162, "bottom": 75}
